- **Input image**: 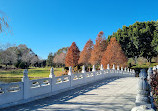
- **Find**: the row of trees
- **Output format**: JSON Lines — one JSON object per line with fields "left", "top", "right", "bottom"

{"left": 108, "top": 21, "right": 158, "bottom": 63}
{"left": 65, "top": 31, "right": 127, "bottom": 69}
{"left": 1, "top": 20, "right": 158, "bottom": 69}
{"left": 0, "top": 43, "right": 68, "bottom": 69}
{"left": 0, "top": 44, "right": 46, "bottom": 68}
{"left": 64, "top": 21, "right": 158, "bottom": 69}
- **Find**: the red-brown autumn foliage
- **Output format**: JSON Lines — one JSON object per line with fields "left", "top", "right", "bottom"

{"left": 89, "top": 31, "right": 107, "bottom": 65}
{"left": 78, "top": 39, "right": 93, "bottom": 66}
{"left": 101, "top": 37, "right": 128, "bottom": 69}
{"left": 65, "top": 42, "right": 80, "bottom": 67}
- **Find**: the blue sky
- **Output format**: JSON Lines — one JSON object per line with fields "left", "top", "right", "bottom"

{"left": 0, "top": 0, "right": 158, "bottom": 59}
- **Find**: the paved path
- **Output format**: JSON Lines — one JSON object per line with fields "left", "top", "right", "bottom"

{"left": 2, "top": 77, "right": 138, "bottom": 111}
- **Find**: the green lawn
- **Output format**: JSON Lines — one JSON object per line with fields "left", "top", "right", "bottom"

{"left": 0, "top": 67, "right": 64, "bottom": 78}
{"left": 1, "top": 62, "right": 158, "bottom": 78}
{"left": 131, "top": 63, "right": 158, "bottom": 69}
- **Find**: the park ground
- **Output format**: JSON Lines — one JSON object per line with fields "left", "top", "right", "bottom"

{"left": 0, "top": 67, "right": 63, "bottom": 78}
{"left": 1, "top": 62, "right": 158, "bottom": 78}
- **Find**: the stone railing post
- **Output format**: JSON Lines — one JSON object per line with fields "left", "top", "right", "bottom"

{"left": 92, "top": 65, "right": 96, "bottom": 72}
{"left": 107, "top": 64, "right": 110, "bottom": 74}
{"left": 124, "top": 67, "right": 127, "bottom": 72}
{"left": 121, "top": 67, "right": 123, "bottom": 71}
{"left": 100, "top": 64, "right": 104, "bottom": 71}
{"left": 107, "top": 64, "right": 110, "bottom": 70}
{"left": 147, "top": 67, "right": 153, "bottom": 84}
{"left": 124, "top": 67, "right": 127, "bottom": 74}
{"left": 117, "top": 65, "right": 119, "bottom": 70}
{"left": 92, "top": 65, "right": 96, "bottom": 79}
{"left": 130, "top": 69, "right": 132, "bottom": 73}
{"left": 82, "top": 65, "right": 86, "bottom": 73}
{"left": 136, "top": 69, "right": 150, "bottom": 105}
{"left": 121, "top": 67, "right": 123, "bottom": 74}
{"left": 68, "top": 66, "right": 73, "bottom": 88}
{"left": 68, "top": 66, "right": 73, "bottom": 75}
{"left": 112, "top": 64, "right": 115, "bottom": 70}
{"left": 49, "top": 67, "right": 55, "bottom": 92}
{"left": 22, "top": 69, "right": 30, "bottom": 99}
{"left": 127, "top": 68, "right": 130, "bottom": 74}
{"left": 49, "top": 67, "right": 55, "bottom": 78}
{"left": 100, "top": 64, "right": 104, "bottom": 75}
{"left": 132, "top": 69, "right": 154, "bottom": 111}
{"left": 117, "top": 65, "right": 119, "bottom": 74}
{"left": 139, "top": 69, "right": 147, "bottom": 78}
{"left": 112, "top": 64, "right": 115, "bottom": 74}
{"left": 147, "top": 67, "right": 155, "bottom": 109}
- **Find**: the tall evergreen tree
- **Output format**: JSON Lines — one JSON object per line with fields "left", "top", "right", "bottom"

{"left": 108, "top": 21, "right": 158, "bottom": 63}
{"left": 65, "top": 42, "right": 80, "bottom": 67}
{"left": 46, "top": 52, "right": 54, "bottom": 67}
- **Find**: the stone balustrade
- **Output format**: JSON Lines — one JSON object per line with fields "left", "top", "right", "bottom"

{"left": 131, "top": 67, "right": 157, "bottom": 111}
{"left": 0, "top": 64, "right": 135, "bottom": 109}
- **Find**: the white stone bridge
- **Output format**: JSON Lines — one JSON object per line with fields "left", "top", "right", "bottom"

{"left": 0, "top": 65, "right": 137, "bottom": 111}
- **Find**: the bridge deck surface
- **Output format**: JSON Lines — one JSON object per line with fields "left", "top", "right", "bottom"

{"left": 2, "top": 77, "right": 138, "bottom": 111}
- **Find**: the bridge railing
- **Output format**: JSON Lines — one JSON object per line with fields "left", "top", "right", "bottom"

{"left": 131, "top": 66, "right": 158, "bottom": 111}
{"left": 0, "top": 64, "right": 135, "bottom": 109}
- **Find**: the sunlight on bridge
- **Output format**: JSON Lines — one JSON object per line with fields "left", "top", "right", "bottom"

{"left": 2, "top": 77, "right": 138, "bottom": 111}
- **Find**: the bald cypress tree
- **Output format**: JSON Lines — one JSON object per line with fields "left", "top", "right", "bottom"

{"left": 101, "top": 37, "right": 127, "bottom": 69}
{"left": 78, "top": 39, "right": 93, "bottom": 66}
{"left": 89, "top": 31, "right": 107, "bottom": 65}
{"left": 65, "top": 42, "right": 80, "bottom": 67}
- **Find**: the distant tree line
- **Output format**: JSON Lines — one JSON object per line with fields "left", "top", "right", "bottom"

{"left": 0, "top": 44, "right": 46, "bottom": 69}
{"left": 1, "top": 21, "right": 158, "bottom": 70}
{"left": 55, "top": 21, "right": 158, "bottom": 71}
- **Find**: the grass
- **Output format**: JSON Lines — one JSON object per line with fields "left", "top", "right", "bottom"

{"left": 0, "top": 67, "right": 64, "bottom": 78}
{"left": 131, "top": 62, "right": 158, "bottom": 69}
{"left": 1, "top": 62, "right": 158, "bottom": 78}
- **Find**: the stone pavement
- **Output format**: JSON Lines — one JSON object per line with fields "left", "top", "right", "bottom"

{"left": 2, "top": 77, "right": 138, "bottom": 111}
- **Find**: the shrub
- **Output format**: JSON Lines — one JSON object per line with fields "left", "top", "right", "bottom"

{"left": 128, "top": 58, "right": 135, "bottom": 66}
{"left": 64, "top": 67, "right": 69, "bottom": 71}
{"left": 137, "top": 57, "right": 148, "bottom": 65}
{"left": 19, "top": 62, "right": 27, "bottom": 69}
{"left": 14, "top": 61, "right": 21, "bottom": 68}
{"left": 152, "top": 56, "right": 158, "bottom": 63}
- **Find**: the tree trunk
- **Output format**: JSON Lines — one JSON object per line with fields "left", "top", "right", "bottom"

{"left": 147, "top": 57, "right": 152, "bottom": 63}
{"left": 134, "top": 56, "right": 137, "bottom": 64}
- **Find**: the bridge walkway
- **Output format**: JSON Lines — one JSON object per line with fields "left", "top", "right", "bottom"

{"left": 2, "top": 77, "right": 138, "bottom": 111}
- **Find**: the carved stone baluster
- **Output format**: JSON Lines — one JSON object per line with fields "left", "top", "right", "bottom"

{"left": 92, "top": 65, "right": 96, "bottom": 72}
{"left": 82, "top": 65, "right": 86, "bottom": 73}
{"left": 147, "top": 67, "right": 153, "bottom": 84}
{"left": 22, "top": 69, "right": 30, "bottom": 99}
{"left": 136, "top": 69, "right": 150, "bottom": 105}
{"left": 49, "top": 67, "right": 55, "bottom": 78}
